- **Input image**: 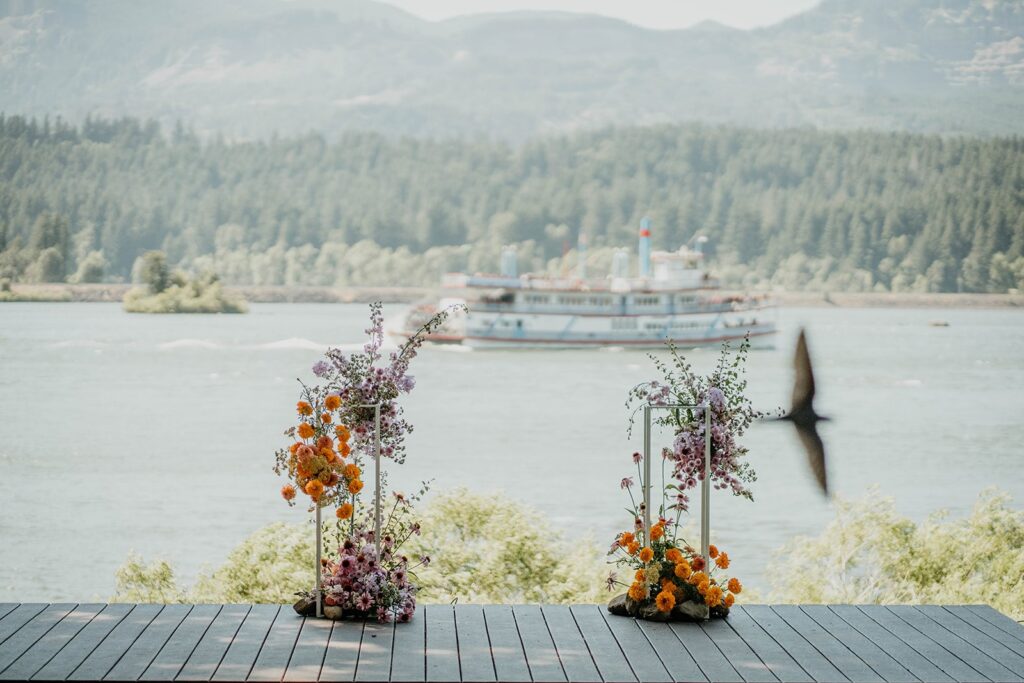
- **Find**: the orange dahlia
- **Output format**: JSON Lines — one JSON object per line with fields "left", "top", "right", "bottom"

{"left": 727, "top": 578, "right": 742, "bottom": 594}
{"left": 650, "top": 524, "right": 664, "bottom": 541}
{"left": 281, "top": 484, "right": 296, "bottom": 501}
{"left": 715, "top": 552, "right": 730, "bottom": 570}
{"left": 297, "top": 422, "right": 315, "bottom": 439}
{"left": 704, "top": 585, "right": 723, "bottom": 607}
{"left": 343, "top": 463, "right": 361, "bottom": 480}
{"left": 689, "top": 571, "right": 708, "bottom": 587}
{"left": 335, "top": 425, "right": 351, "bottom": 441}
{"left": 336, "top": 502, "right": 353, "bottom": 520}
{"left": 324, "top": 395, "right": 342, "bottom": 411}
{"left": 348, "top": 479, "right": 364, "bottom": 495}
{"left": 627, "top": 541, "right": 640, "bottom": 555}
{"left": 320, "top": 412, "right": 333, "bottom": 424}
{"left": 674, "top": 561, "right": 692, "bottom": 580}
{"left": 304, "top": 479, "right": 325, "bottom": 499}
{"left": 665, "top": 548, "right": 683, "bottom": 563}
{"left": 709, "top": 544, "right": 719, "bottom": 559}
{"left": 655, "top": 590, "right": 676, "bottom": 613}
{"left": 724, "top": 593, "right": 736, "bottom": 608}
{"left": 297, "top": 401, "right": 313, "bottom": 416}
{"left": 627, "top": 582, "right": 647, "bottom": 602}
{"left": 619, "top": 531, "right": 635, "bottom": 547}
{"left": 639, "top": 547, "right": 654, "bottom": 563}
{"left": 691, "top": 556, "right": 706, "bottom": 572}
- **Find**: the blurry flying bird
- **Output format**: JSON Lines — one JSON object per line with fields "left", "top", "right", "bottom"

{"left": 775, "top": 328, "right": 829, "bottom": 495}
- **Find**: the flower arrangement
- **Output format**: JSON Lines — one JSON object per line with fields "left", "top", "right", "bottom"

{"left": 276, "top": 302, "right": 460, "bottom": 621}
{"left": 608, "top": 337, "right": 760, "bottom": 621}
{"left": 319, "top": 492, "right": 429, "bottom": 623}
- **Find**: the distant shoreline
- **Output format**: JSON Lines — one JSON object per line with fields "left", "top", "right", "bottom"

{"left": 1, "top": 283, "right": 1021, "bottom": 308}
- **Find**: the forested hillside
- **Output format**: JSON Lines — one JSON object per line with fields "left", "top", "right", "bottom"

{"left": 1, "top": 115, "right": 1022, "bottom": 292}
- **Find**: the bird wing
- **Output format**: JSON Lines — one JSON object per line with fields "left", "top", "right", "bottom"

{"left": 792, "top": 329, "right": 816, "bottom": 412}
{"left": 795, "top": 423, "right": 828, "bottom": 495}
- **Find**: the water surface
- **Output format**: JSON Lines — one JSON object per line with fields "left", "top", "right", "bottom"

{"left": 1, "top": 302, "right": 1021, "bottom": 600}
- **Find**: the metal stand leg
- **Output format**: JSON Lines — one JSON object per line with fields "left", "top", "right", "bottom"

{"left": 315, "top": 504, "right": 322, "bottom": 618}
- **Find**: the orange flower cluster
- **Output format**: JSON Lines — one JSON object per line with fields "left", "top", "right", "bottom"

{"left": 614, "top": 530, "right": 743, "bottom": 614}
{"left": 275, "top": 392, "right": 363, "bottom": 507}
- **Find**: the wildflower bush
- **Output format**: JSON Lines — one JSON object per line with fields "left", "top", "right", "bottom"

{"left": 113, "top": 490, "right": 608, "bottom": 605}
{"left": 769, "top": 488, "right": 1024, "bottom": 620}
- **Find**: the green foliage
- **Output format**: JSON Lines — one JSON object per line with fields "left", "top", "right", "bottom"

{"left": 0, "top": 116, "right": 1022, "bottom": 292}
{"left": 407, "top": 489, "right": 607, "bottom": 604}
{"left": 112, "top": 490, "right": 608, "bottom": 605}
{"left": 123, "top": 263, "right": 248, "bottom": 314}
{"left": 769, "top": 489, "right": 1024, "bottom": 620}
{"left": 71, "top": 250, "right": 106, "bottom": 283}
{"left": 135, "top": 250, "right": 170, "bottom": 294}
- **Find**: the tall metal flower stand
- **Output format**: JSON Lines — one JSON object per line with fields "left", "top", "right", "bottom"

{"left": 642, "top": 403, "right": 712, "bottom": 593}
{"left": 313, "top": 402, "right": 383, "bottom": 619}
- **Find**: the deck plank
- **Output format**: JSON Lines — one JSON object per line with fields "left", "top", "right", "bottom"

{"left": 355, "top": 619, "right": 395, "bottom": 682}
{"left": 247, "top": 608, "right": 303, "bottom": 682}
{"left": 602, "top": 612, "right": 671, "bottom": 683}
{"left": 104, "top": 604, "right": 193, "bottom": 681}
{"left": 68, "top": 603, "right": 163, "bottom": 681}
{"left": 0, "top": 603, "right": 76, "bottom": 674}
{"left": 482, "top": 606, "right": 530, "bottom": 683}
{"left": 211, "top": 605, "right": 279, "bottom": 682}
{"left": 888, "top": 606, "right": 1017, "bottom": 682}
{"left": 0, "top": 603, "right": 105, "bottom": 681}
{"left": 918, "top": 606, "right": 1024, "bottom": 678}
{"left": 424, "top": 605, "right": 459, "bottom": 683}
{"left": 390, "top": 616, "right": 425, "bottom": 682}
{"left": 772, "top": 605, "right": 882, "bottom": 683}
{"left": 177, "top": 604, "right": 252, "bottom": 682}
{"left": 857, "top": 606, "right": 985, "bottom": 683}
{"left": 541, "top": 605, "right": 599, "bottom": 683}
{"left": 513, "top": 604, "right": 566, "bottom": 683}
{"left": 320, "top": 620, "right": 364, "bottom": 683}
{"left": 455, "top": 604, "right": 496, "bottom": 683}
{"left": 0, "top": 604, "right": 47, "bottom": 646}
{"left": 635, "top": 618, "right": 705, "bottom": 683}
{"left": 742, "top": 605, "right": 845, "bottom": 683}
{"left": 701, "top": 617, "right": 778, "bottom": 683}
{"left": 829, "top": 605, "right": 954, "bottom": 683}
{"left": 965, "top": 606, "right": 1024, "bottom": 646}
{"left": 31, "top": 604, "right": 134, "bottom": 681}
{"left": 284, "top": 614, "right": 333, "bottom": 682}
{"left": 801, "top": 606, "right": 914, "bottom": 683}
{"left": 944, "top": 607, "right": 1024, "bottom": 660}
{"left": 141, "top": 604, "right": 221, "bottom": 681}
{"left": 727, "top": 607, "right": 812, "bottom": 683}
{"left": 569, "top": 606, "right": 636, "bottom": 683}
{"left": 4, "top": 602, "right": 1020, "bottom": 682}
{"left": 667, "top": 620, "right": 741, "bottom": 683}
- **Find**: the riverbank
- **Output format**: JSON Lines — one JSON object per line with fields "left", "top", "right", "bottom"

{"left": 1, "top": 283, "right": 1021, "bottom": 307}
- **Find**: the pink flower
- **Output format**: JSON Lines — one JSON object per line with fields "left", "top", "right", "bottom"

{"left": 620, "top": 477, "right": 634, "bottom": 490}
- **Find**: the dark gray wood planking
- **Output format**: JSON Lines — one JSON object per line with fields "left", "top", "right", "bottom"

{"left": 3, "top": 603, "right": 1024, "bottom": 682}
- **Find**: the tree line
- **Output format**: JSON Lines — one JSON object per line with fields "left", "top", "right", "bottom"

{"left": 0, "top": 114, "right": 1021, "bottom": 292}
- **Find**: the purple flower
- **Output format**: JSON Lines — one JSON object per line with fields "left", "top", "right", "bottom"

{"left": 620, "top": 477, "right": 634, "bottom": 490}
{"left": 355, "top": 593, "right": 373, "bottom": 611}
{"left": 312, "top": 360, "right": 330, "bottom": 377}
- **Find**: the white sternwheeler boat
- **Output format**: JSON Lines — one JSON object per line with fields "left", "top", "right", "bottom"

{"left": 398, "top": 220, "right": 777, "bottom": 349}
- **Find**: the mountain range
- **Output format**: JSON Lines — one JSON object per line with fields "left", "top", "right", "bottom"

{"left": 1, "top": 0, "right": 1022, "bottom": 138}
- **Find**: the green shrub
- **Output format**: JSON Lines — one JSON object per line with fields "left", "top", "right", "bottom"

{"left": 769, "top": 488, "right": 1024, "bottom": 619}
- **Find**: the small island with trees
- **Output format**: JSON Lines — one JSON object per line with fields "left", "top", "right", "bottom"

{"left": 123, "top": 250, "right": 247, "bottom": 314}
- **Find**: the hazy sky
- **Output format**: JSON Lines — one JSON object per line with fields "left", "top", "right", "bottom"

{"left": 383, "top": 0, "right": 822, "bottom": 30}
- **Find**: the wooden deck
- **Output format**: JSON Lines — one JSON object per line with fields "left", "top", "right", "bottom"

{"left": 1, "top": 604, "right": 1023, "bottom": 682}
